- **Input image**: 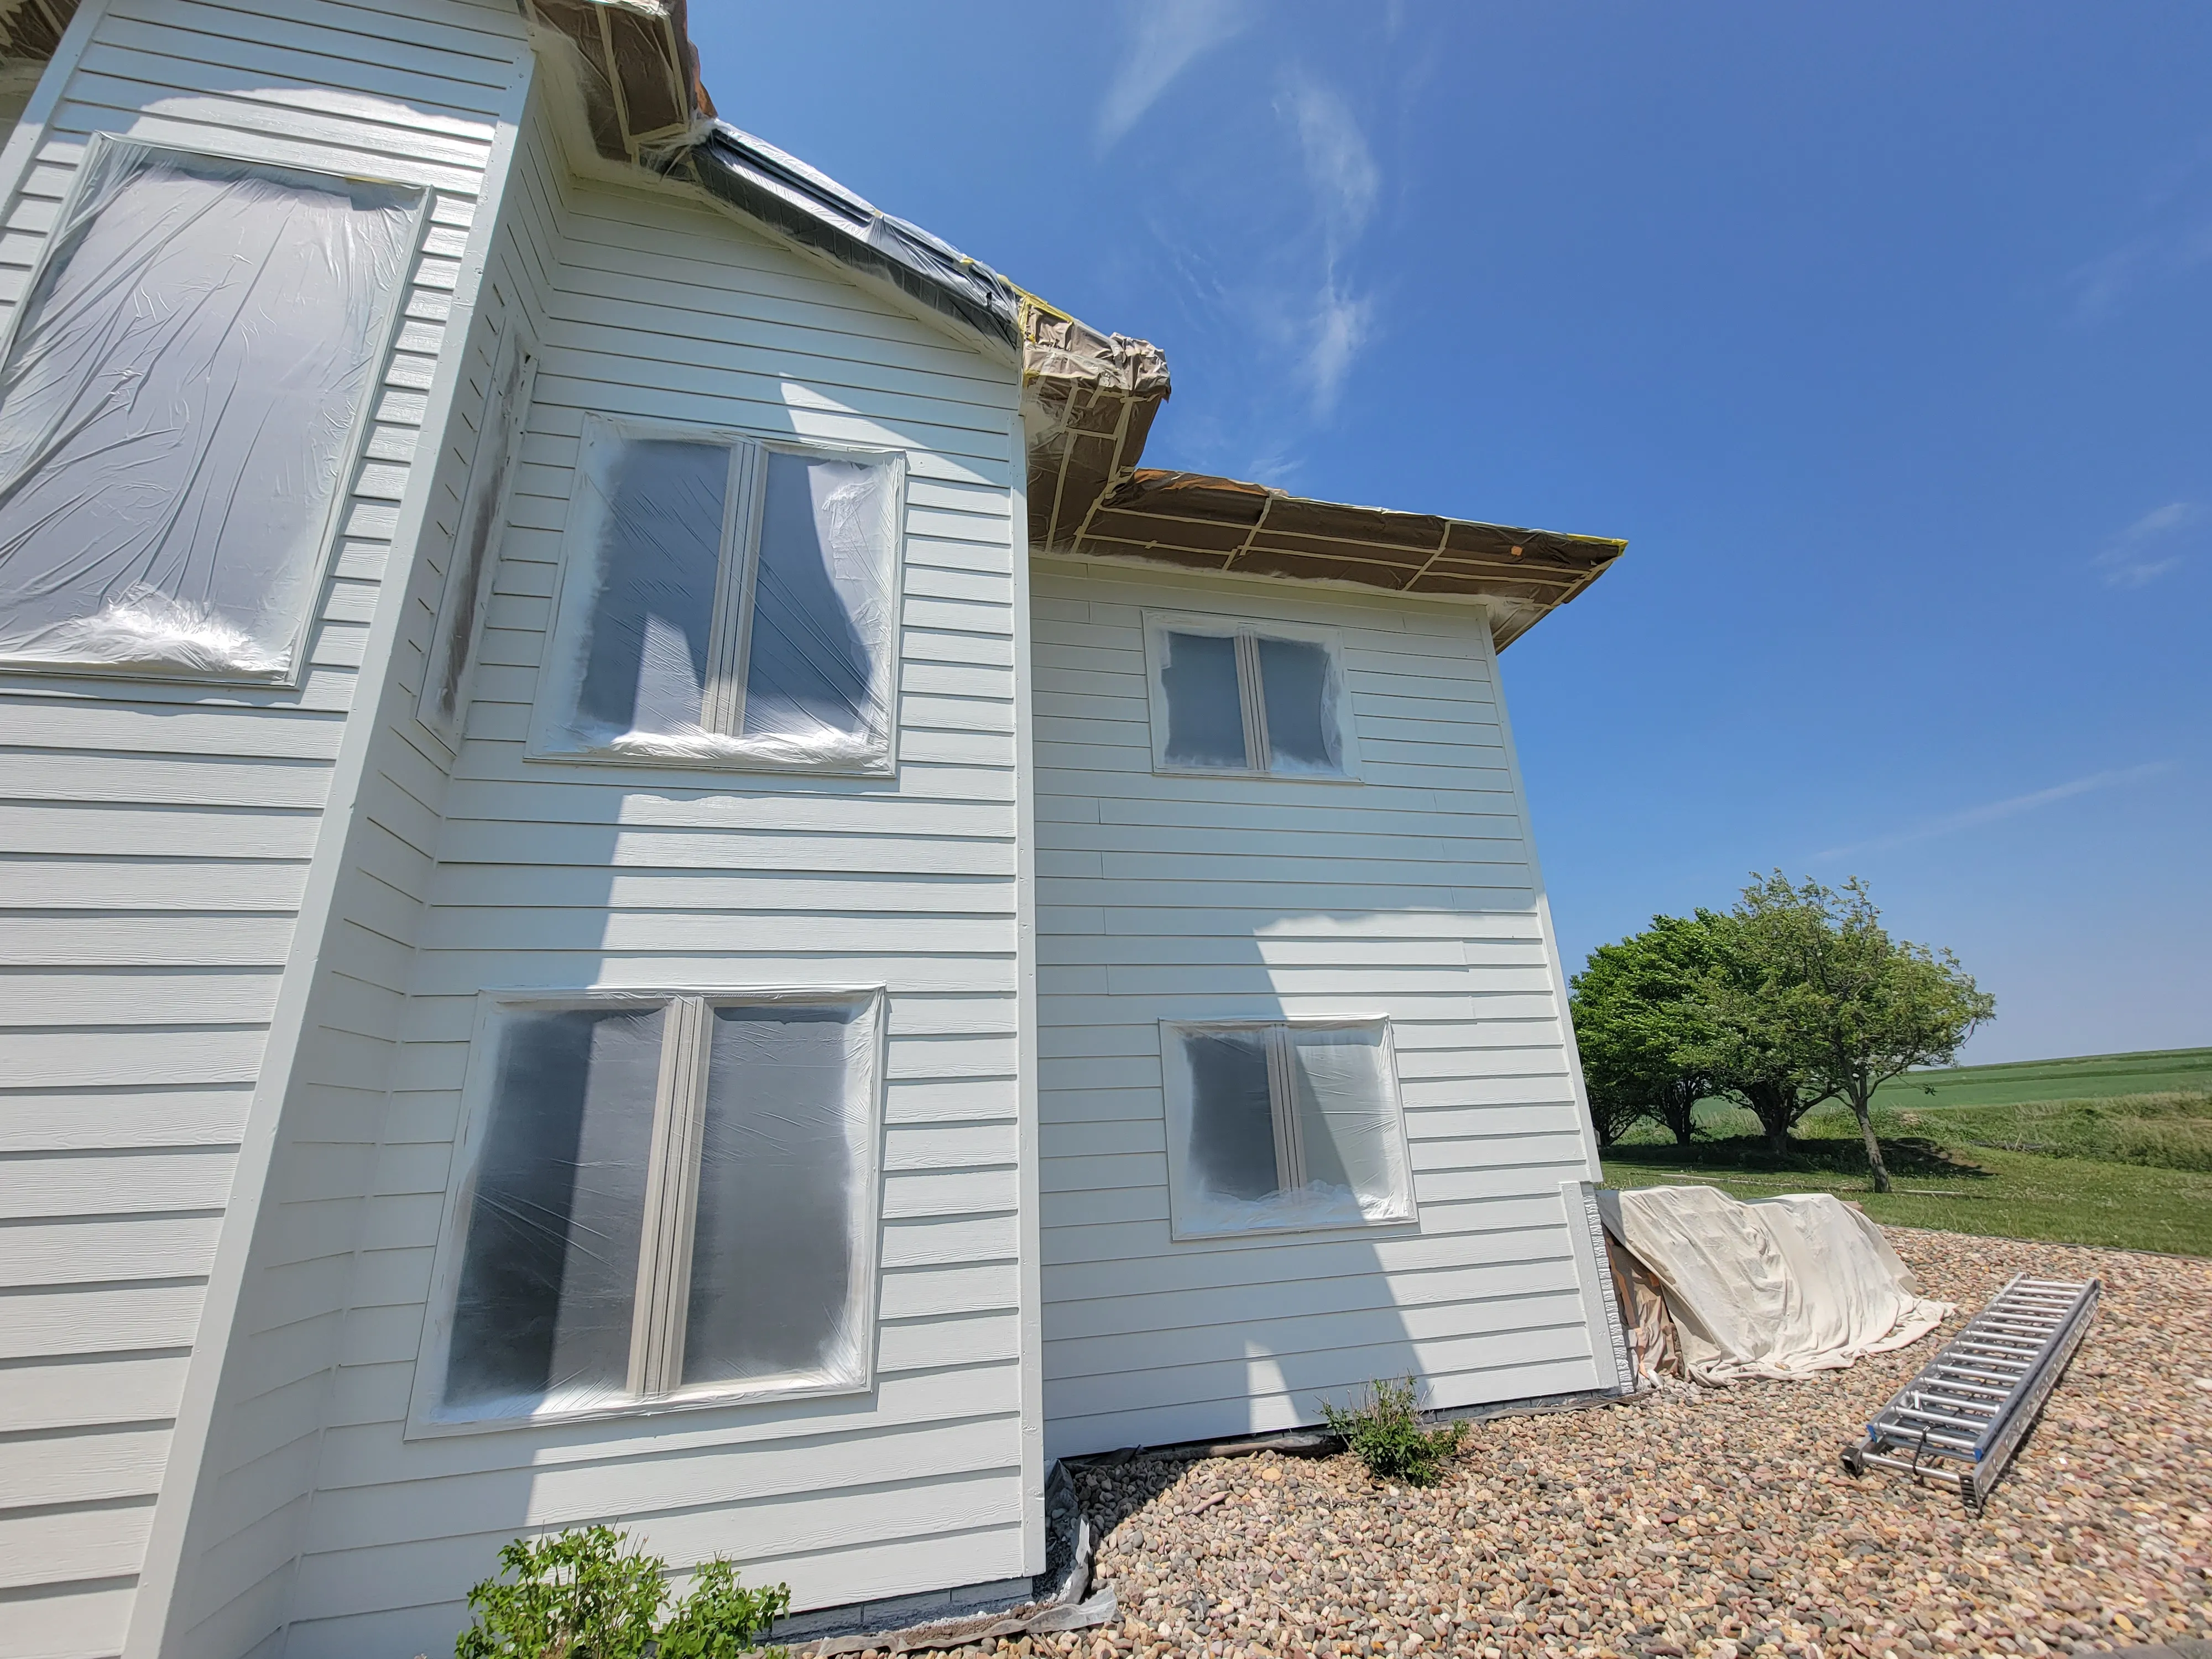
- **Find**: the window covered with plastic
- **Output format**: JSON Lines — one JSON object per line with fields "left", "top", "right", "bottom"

{"left": 419, "top": 324, "right": 536, "bottom": 742}
{"left": 0, "top": 138, "right": 425, "bottom": 681}
{"left": 1142, "top": 612, "right": 1357, "bottom": 779}
{"left": 535, "top": 415, "right": 905, "bottom": 773}
{"left": 415, "top": 988, "right": 885, "bottom": 1431}
{"left": 1160, "top": 1018, "right": 1413, "bottom": 1239}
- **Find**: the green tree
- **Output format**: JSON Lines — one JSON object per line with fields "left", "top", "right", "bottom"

{"left": 1569, "top": 914, "right": 1720, "bottom": 1147}
{"left": 1725, "top": 872, "right": 1996, "bottom": 1192}
{"left": 1688, "top": 909, "right": 1837, "bottom": 1157}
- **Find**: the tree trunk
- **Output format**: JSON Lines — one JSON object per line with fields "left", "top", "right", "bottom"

{"left": 1765, "top": 1119, "right": 1792, "bottom": 1159}
{"left": 1849, "top": 1085, "right": 1891, "bottom": 1192}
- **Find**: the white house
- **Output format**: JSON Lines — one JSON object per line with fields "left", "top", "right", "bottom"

{"left": 0, "top": 3, "right": 1631, "bottom": 1655}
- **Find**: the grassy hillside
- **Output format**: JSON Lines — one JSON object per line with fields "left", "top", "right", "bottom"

{"left": 1872, "top": 1045, "right": 2212, "bottom": 1108}
{"left": 1604, "top": 1047, "right": 2212, "bottom": 1256}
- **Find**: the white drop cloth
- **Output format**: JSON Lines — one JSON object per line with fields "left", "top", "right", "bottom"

{"left": 1600, "top": 1185, "right": 1952, "bottom": 1383}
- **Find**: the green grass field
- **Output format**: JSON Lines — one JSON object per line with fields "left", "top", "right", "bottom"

{"left": 1601, "top": 1047, "right": 2212, "bottom": 1258}
{"left": 1871, "top": 1045, "right": 2212, "bottom": 1108}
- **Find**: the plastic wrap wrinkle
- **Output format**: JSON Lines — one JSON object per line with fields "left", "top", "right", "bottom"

{"left": 0, "top": 142, "right": 421, "bottom": 676}
{"left": 569, "top": 436, "right": 726, "bottom": 742}
{"left": 684, "top": 1001, "right": 877, "bottom": 1391}
{"left": 1287, "top": 1026, "right": 1407, "bottom": 1214}
{"left": 445, "top": 1007, "right": 665, "bottom": 1418}
{"left": 742, "top": 452, "right": 894, "bottom": 752}
{"left": 1258, "top": 635, "right": 1342, "bottom": 774}
{"left": 1181, "top": 1028, "right": 1279, "bottom": 1202}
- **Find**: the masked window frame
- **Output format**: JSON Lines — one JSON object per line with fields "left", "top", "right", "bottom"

{"left": 528, "top": 413, "right": 908, "bottom": 776}
{"left": 416, "top": 317, "right": 538, "bottom": 746}
{"left": 0, "top": 133, "right": 430, "bottom": 687}
{"left": 1139, "top": 609, "right": 1361, "bottom": 782}
{"left": 1158, "top": 1015, "right": 1416, "bottom": 1242}
{"left": 406, "top": 984, "right": 888, "bottom": 1439}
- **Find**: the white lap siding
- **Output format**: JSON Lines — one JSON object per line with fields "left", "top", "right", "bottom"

{"left": 273, "top": 168, "right": 1033, "bottom": 1656}
{"left": 0, "top": 3, "right": 528, "bottom": 1656}
{"left": 1029, "top": 559, "right": 1618, "bottom": 1459}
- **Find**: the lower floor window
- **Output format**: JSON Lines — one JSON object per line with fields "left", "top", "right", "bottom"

{"left": 1161, "top": 1018, "right": 1415, "bottom": 1239}
{"left": 414, "top": 988, "right": 885, "bottom": 1431}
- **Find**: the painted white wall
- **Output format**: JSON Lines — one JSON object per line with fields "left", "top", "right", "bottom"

{"left": 1027, "top": 557, "right": 1619, "bottom": 1459}
{"left": 267, "top": 127, "right": 1036, "bottom": 1657}
{"left": 0, "top": 4, "right": 531, "bottom": 1657}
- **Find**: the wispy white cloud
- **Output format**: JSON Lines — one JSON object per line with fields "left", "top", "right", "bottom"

{"left": 2094, "top": 500, "right": 2202, "bottom": 588}
{"left": 1281, "top": 76, "right": 1379, "bottom": 242}
{"left": 1275, "top": 74, "right": 1381, "bottom": 416}
{"left": 2067, "top": 222, "right": 2212, "bottom": 319}
{"left": 1096, "top": 0, "right": 1253, "bottom": 150}
{"left": 1812, "top": 762, "right": 2174, "bottom": 862}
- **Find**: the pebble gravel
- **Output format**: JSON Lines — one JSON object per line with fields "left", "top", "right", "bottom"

{"left": 875, "top": 1228, "right": 2211, "bottom": 1659}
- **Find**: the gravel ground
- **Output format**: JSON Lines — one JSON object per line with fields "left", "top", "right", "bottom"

{"left": 899, "top": 1228, "right": 2210, "bottom": 1659}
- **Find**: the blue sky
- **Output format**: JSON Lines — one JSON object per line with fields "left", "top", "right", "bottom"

{"left": 696, "top": 3, "right": 2212, "bottom": 1064}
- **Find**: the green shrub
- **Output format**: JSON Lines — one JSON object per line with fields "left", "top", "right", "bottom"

{"left": 654, "top": 1561, "right": 791, "bottom": 1659}
{"left": 455, "top": 1526, "right": 789, "bottom": 1659}
{"left": 1322, "top": 1376, "right": 1465, "bottom": 1487}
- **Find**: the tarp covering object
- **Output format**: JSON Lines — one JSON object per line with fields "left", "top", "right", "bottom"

{"left": 1597, "top": 1185, "right": 1951, "bottom": 1384}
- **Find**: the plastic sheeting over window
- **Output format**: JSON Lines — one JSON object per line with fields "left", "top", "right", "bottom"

{"left": 1144, "top": 613, "right": 1354, "bottom": 779}
{"left": 684, "top": 1004, "right": 874, "bottom": 1389}
{"left": 0, "top": 139, "right": 424, "bottom": 680}
{"left": 1161, "top": 1018, "right": 1413, "bottom": 1239}
{"left": 421, "top": 989, "right": 885, "bottom": 1431}
{"left": 446, "top": 1006, "right": 662, "bottom": 1415}
{"left": 420, "top": 325, "right": 535, "bottom": 742}
{"left": 538, "top": 416, "right": 903, "bottom": 773}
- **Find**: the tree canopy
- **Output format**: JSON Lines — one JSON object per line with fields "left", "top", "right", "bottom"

{"left": 1568, "top": 873, "right": 1994, "bottom": 1186}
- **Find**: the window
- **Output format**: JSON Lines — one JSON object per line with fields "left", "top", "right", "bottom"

{"left": 533, "top": 414, "right": 905, "bottom": 773}
{"left": 1141, "top": 612, "right": 1358, "bottom": 779}
{"left": 419, "top": 321, "right": 536, "bottom": 743}
{"left": 413, "top": 988, "right": 886, "bottom": 1431}
{"left": 1160, "top": 1018, "right": 1414, "bottom": 1239}
{"left": 0, "top": 138, "right": 425, "bottom": 681}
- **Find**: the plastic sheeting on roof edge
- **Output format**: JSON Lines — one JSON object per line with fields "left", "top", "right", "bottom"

{"left": 670, "top": 124, "right": 1024, "bottom": 353}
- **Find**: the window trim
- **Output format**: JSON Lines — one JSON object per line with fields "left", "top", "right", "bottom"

{"left": 405, "top": 983, "right": 888, "bottom": 1439}
{"left": 0, "top": 132, "right": 430, "bottom": 688}
{"left": 526, "top": 412, "right": 909, "bottom": 776}
{"left": 1139, "top": 609, "right": 1361, "bottom": 781}
{"left": 1158, "top": 1014, "right": 1416, "bottom": 1243}
{"left": 416, "top": 316, "right": 538, "bottom": 746}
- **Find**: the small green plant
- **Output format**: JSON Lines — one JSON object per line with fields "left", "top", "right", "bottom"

{"left": 1322, "top": 1376, "right": 1465, "bottom": 1487}
{"left": 455, "top": 1526, "right": 789, "bottom": 1659}
{"left": 654, "top": 1560, "right": 791, "bottom": 1659}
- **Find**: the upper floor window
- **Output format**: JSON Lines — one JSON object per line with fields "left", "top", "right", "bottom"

{"left": 1160, "top": 1017, "right": 1414, "bottom": 1239}
{"left": 531, "top": 415, "right": 905, "bottom": 774}
{"left": 412, "top": 988, "right": 886, "bottom": 1432}
{"left": 0, "top": 138, "right": 424, "bottom": 682}
{"left": 1142, "top": 611, "right": 1359, "bottom": 780}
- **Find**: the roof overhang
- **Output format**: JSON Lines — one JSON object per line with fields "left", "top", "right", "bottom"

{"left": 1042, "top": 469, "right": 1626, "bottom": 649}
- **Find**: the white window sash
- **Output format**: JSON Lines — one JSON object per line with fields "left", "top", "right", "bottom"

{"left": 1159, "top": 1015, "right": 1413, "bottom": 1241}
{"left": 1141, "top": 609, "right": 1360, "bottom": 781}
{"left": 531, "top": 415, "right": 905, "bottom": 773}
{"left": 407, "top": 984, "right": 887, "bottom": 1438}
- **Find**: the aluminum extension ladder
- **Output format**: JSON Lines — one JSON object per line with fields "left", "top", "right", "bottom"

{"left": 1843, "top": 1275, "right": 2100, "bottom": 1510}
